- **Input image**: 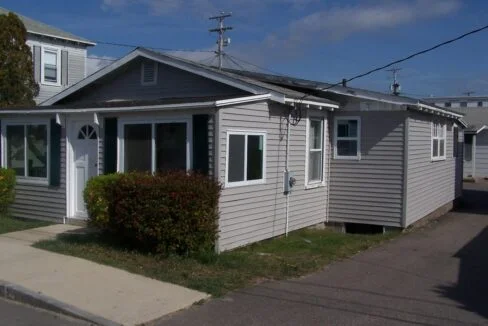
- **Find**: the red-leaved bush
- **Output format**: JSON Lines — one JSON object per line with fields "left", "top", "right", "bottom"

{"left": 86, "top": 171, "right": 221, "bottom": 255}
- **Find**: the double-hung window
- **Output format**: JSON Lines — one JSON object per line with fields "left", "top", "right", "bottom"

{"left": 226, "top": 131, "right": 266, "bottom": 187}
{"left": 306, "top": 118, "right": 325, "bottom": 187}
{"left": 4, "top": 123, "right": 49, "bottom": 181}
{"left": 42, "top": 47, "right": 61, "bottom": 86}
{"left": 334, "top": 117, "right": 360, "bottom": 159}
{"left": 121, "top": 120, "right": 189, "bottom": 173}
{"left": 432, "top": 122, "right": 446, "bottom": 161}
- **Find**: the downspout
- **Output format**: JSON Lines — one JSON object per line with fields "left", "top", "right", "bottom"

{"left": 285, "top": 112, "right": 291, "bottom": 237}
{"left": 325, "top": 113, "right": 332, "bottom": 223}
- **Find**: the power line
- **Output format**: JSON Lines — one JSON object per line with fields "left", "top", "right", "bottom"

{"left": 312, "top": 23, "right": 488, "bottom": 95}
{"left": 86, "top": 56, "right": 118, "bottom": 62}
{"left": 93, "top": 40, "right": 215, "bottom": 53}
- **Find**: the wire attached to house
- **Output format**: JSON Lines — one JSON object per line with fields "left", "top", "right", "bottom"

{"left": 309, "top": 23, "right": 488, "bottom": 96}
{"left": 93, "top": 40, "right": 215, "bottom": 53}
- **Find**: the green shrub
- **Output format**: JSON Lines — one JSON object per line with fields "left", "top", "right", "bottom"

{"left": 84, "top": 174, "right": 121, "bottom": 229}
{"left": 86, "top": 171, "right": 221, "bottom": 256}
{"left": 0, "top": 168, "right": 15, "bottom": 214}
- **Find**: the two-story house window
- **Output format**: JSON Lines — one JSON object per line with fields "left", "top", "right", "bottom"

{"left": 41, "top": 47, "right": 61, "bottom": 86}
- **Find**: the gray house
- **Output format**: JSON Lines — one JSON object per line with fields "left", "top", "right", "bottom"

{"left": 232, "top": 71, "right": 466, "bottom": 228}
{"left": 0, "top": 7, "right": 95, "bottom": 103}
{"left": 0, "top": 48, "right": 466, "bottom": 252}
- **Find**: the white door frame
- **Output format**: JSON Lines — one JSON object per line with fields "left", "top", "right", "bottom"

{"left": 66, "top": 114, "right": 100, "bottom": 219}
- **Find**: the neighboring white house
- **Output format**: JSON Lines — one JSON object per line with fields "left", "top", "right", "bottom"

{"left": 0, "top": 7, "right": 96, "bottom": 104}
{"left": 426, "top": 96, "right": 488, "bottom": 111}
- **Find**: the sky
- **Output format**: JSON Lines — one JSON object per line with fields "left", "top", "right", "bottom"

{"left": 2, "top": 0, "right": 488, "bottom": 97}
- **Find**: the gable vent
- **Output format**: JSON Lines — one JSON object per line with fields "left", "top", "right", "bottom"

{"left": 141, "top": 61, "right": 158, "bottom": 86}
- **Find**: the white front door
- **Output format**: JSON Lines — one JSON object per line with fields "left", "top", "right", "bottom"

{"left": 72, "top": 123, "right": 98, "bottom": 217}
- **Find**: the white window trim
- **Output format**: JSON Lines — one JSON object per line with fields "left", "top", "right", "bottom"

{"left": 225, "top": 130, "right": 267, "bottom": 188}
{"left": 431, "top": 122, "right": 447, "bottom": 162}
{"left": 334, "top": 116, "right": 361, "bottom": 160}
{"left": 117, "top": 117, "right": 192, "bottom": 173}
{"left": 41, "top": 46, "right": 62, "bottom": 87}
{"left": 305, "top": 116, "right": 327, "bottom": 189}
{"left": 1, "top": 119, "right": 50, "bottom": 185}
{"left": 140, "top": 61, "right": 158, "bottom": 86}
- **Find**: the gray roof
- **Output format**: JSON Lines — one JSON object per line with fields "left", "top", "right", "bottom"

{"left": 42, "top": 47, "right": 339, "bottom": 108}
{"left": 146, "top": 49, "right": 337, "bottom": 107}
{"left": 453, "top": 108, "right": 488, "bottom": 133}
{"left": 230, "top": 70, "right": 463, "bottom": 114}
{"left": 0, "top": 7, "right": 95, "bottom": 45}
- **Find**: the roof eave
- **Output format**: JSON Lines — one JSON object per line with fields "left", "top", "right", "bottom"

{"left": 27, "top": 30, "right": 96, "bottom": 46}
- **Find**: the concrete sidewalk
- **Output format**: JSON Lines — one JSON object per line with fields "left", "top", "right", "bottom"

{"left": 0, "top": 225, "right": 208, "bottom": 326}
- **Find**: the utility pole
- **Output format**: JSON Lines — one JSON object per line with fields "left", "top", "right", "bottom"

{"left": 209, "top": 12, "right": 233, "bottom": 70}
{"left": 387, "top": 67, "right": 402, "bottom": 96}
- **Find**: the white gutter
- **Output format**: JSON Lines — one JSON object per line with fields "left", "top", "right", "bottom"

{"left": 284, "top": 98, "right": 339, "bottom": 110}
{"left": 215, "top": 94, "right": 271, "bottom": 107}
{"left": 0, "top": 102, "right": 215, "bottom": 115}
{"left": 476, "top": 125, "right": 487, "bottom": 134}
{"left": 0, "top": 94, "right": 274, "bottom": 115}
{"left": 417, "top": 103, "right": 464, "bottom": 119}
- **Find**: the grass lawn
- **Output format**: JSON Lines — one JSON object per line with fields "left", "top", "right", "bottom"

{"left": 34, "top": 228, "right": 400, "bottom": 297}
{"left": 0, "top": 216, "right": 52, "bottom": 235}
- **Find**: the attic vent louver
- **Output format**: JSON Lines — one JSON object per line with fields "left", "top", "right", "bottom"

{"left": 141, "top": 61, "right": 158, "bottom": 86}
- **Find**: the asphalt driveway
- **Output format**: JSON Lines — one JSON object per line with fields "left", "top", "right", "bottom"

{"left": 161, "top": 183, "right": 488, "bottom": 326}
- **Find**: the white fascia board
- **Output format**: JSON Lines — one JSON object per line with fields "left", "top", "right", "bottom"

{"left": 28, "top": 31, "right": 96, "bottom": 46}
{"left": 476, "top": 125, "right": 488, "bottom": 134}
{"left": 417, "top": 103, "right": 464, "bottom": 119}
{"left": 0, "top": 102, "right": 216, "bottom": 115}
{"left": 7, "top": 95, "right": 272, "bottom": 115}
{"left": 215, "top": 94, "right": 272, "bottom": 107}
{"left": 284, "top": 98, "right": 339, "bottom": 110}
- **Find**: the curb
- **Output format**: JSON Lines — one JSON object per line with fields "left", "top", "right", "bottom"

{"left": 0, "top": 280, "right": 121, "bottom": 326}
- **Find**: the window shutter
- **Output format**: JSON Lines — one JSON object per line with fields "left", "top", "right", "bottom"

{"left": 192, "top": 115, "right": 209, "bottom": 175}
{"left": 49, "top": 119, "right": 62, "bottom": 187}
{"left": 104, "top": 118, "right": 118, "bottom": 174}
{"left": 33, "top": 46, "right": 41, "bottom": 83}
{"left": 61, "top": 50, "right": 68, "bottom": 86}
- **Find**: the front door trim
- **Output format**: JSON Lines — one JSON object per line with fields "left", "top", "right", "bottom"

{"left": 66, "top": 114, "right": 100, "bottom": 219}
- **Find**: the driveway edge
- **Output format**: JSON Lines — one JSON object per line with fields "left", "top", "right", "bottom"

{"left": 0, "top": 280, "right": 121, "bottom": 326}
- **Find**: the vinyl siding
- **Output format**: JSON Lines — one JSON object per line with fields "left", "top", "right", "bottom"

{"left": 27, "top": 35, "right": 88, "bottom": 104}
{"left": 11, "top": 128, "right": 66, "bottom": 222}
{"left": 473, "top": 131, "right": 488, "bottom": 177}
{"left": 328, "top": 111, "right": 406, "bottom": 227}
{"left": 405, "top": 112, "right": 457, "bottom": 225}
{"left": 60, "top": 57, "right": 247, "bottom": 105}
{"left": 217, "top": 102, "right": 330, "bottom": 252}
